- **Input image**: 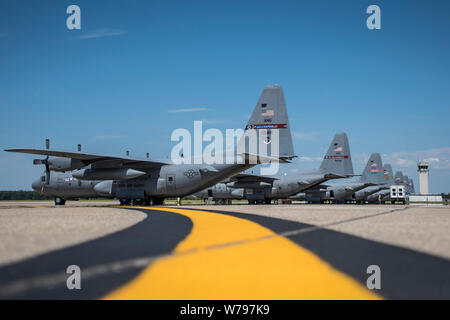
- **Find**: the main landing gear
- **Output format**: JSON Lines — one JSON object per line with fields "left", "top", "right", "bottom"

{"left": 54, "top": 197, "right": 66, "bottom": 206}
{"left": 119, "top": 198, "right": 164, "bottom": 206}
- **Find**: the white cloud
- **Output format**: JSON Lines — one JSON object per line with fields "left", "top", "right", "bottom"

{"left": 168, "top": 108, "right": 209, "bottom": 113}
{"left": 78, "top": 28, "right": 126, "bottom": 40}
{"left": 353, "top": 148, "right": 450, "bottom": 172}
{"left": 384, "top": 148, "right": 450, "bottom": 170}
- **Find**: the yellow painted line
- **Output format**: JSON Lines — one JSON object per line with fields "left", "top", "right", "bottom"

{"left": 106, "top": 207, "right": 379, "bottom": 300}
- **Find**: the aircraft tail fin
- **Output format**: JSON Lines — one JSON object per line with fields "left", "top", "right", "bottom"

{"left": 409, "top": 178, "right": 415, "bottom": 193}
{"left": 319, "top": 132, "right": 353, "bottom": 175}
{"left": 238, "top": 84, "right": 295, "bottom": 162}
{"left": 394, "top": 171, "right": 404, "bottom": 185}
{"left": 382, "top": 164, "right": 394, "bottom": 186}
{"left": 360, "top": 153, "right": 384, "bottom": 184}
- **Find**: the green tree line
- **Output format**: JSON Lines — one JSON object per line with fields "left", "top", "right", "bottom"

{"left": 0, "top": 191, "right": 52, "bottom": 200}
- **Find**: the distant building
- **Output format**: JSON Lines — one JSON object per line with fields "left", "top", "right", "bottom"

{"left": 409, "top": 161, "right": 443, "bottom": 205}
{"left": 418, "top": 161, "right": 429, "bottom": 195}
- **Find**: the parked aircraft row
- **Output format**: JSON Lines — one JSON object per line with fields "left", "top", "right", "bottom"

{"left": 195, "top": 139, "right": 415, "bottom": 204}
{"left": 5, "top": 85, "right": 414, "bottom": 205}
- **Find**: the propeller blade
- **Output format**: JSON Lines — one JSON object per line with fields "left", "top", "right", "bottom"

{"left": 45, "top": 155, "right": 50, "bottom": 184}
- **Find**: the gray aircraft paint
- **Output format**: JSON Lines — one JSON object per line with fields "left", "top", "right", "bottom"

{"left": 367, "top": 169, "right": 415, "bottom": 202}
{"left": 300, "top": 152, "right": 384, "bottom": 203}
{"left": 10, "top": 85, "right": 295, "bottom": 203}
{"left": 194, "top": 132, "right": 354, "bottom": 202}
{"left": 31, "top": 171, "right": 111, "bottom": 199}
{"left": 357, "top": 163, "right": 393, "bottom": 202}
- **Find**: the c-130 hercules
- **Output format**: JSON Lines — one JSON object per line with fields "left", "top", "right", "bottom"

{"left": 194, "top": 132, "right": 356, "bottom": 204}
{"left": 6, "top": 85, "right": 296, "bottom": 205}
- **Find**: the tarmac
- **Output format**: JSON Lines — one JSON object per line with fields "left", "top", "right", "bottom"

{"left": 0, "top": 201, "right": 449, "bottom": 299}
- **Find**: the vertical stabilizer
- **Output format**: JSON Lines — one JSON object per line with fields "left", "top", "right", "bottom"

{"left": 319, "top": 132, "right": 353, "bottom": 175}
{"left": 238, "top": 85, "right": 295, "bottom": 161}
{"left": 360, "top": 153, "right": 384, "bottom": 184}
{"left": 383, "top": 164, "right": 394, "bottom": 186}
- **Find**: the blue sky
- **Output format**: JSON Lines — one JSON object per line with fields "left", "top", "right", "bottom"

{"left": 1, "top": 0, "right": 449, "bottom": 192}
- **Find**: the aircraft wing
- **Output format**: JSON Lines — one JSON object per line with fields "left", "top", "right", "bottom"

{"left": 228, "top": 173, "right": 278, "bottom": 184}
{"left": 4, "top": 148, "right": 171, "bottom": 169}
{"left": 323, "top": 173, "right": 347, "bottom": 179}
{"left": 303, "top": 184, "right": 329, "bottom": 192}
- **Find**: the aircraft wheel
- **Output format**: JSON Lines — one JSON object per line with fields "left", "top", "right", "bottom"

{"left": 132, "top": 199, "right": 145, "bottom": 206}
{"left": 55, "top": 197, "right": 66, "bottom": 206}
{"left": 153, "top": 198, "right": 164, "bottom": 205}
{"left": 264, "top": 199, "right": 271, "bottom": 204}
{"left": 120, "top": 199, "right": 131, "bottom": 205}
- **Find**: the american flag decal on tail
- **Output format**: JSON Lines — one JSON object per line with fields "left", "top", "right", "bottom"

{"left": 261, "top": 109, "right": 274, "bottom": 117}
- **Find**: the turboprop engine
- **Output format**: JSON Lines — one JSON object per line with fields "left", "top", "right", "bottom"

{"left": 226, "top": 181, "right": 272, "bottom": 189}
{"left": 73, "top": 168, "right": 146, "bottom": 181}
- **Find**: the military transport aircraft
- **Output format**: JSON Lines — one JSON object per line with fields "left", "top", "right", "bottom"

{"left": 293, "top": 153, "right": 384, "bottom": 203}
{"left": 6, "top": 85, "right": 295, "bottom": 205}
{"left": 366, "top": 164, "right": 395, "bottom": 203}
{"left": 355, "top": 164, "right": 392, "bottom": 204}
{"left": 194, "top": 132, "right": 355, "bottom": 204}
{"left": 366, "top": 170, "right": 415, "bottom": 203}
{"left": 353, "top": 163, "right": 392, "bottom": 203}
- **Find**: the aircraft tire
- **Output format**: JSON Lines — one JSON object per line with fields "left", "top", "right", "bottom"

{"left": 153, "top": 198, "right": 164, "bottom": 205}
{"left": 55, "top": 197, "right": 66, "bottom": 206}
{"left": 119, "top": 199, "right": 131, "bottom": 205}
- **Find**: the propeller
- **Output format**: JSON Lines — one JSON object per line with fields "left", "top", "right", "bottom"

{"left": 33, "top": 139, "right": 50, "bottom": 184}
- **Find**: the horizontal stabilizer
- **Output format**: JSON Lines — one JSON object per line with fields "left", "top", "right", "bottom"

{"left": 240, "top": 153, "right": 292, "bottom": 164}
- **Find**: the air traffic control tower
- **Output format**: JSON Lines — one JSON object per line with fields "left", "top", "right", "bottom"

{"left": 418, "top": 161, "right": 429, "bottom": 195}
{"left": 410, "top": 161, "right": 443, "bottom": 204}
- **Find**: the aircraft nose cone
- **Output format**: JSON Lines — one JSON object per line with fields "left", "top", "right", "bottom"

{"left": 31, "top": 179, "right": 41, "bottom": 191}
